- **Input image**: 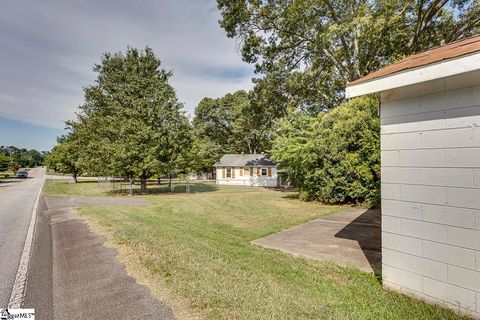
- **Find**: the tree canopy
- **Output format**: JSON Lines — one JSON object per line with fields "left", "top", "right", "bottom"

{"left": 191, "top": 88, "right": 282, "bottom": 177}
{"left": 193, "top": 90, "right": 273, "bottom": 156}
{"left": 64, "top": 47, "right": 192, "bottom": 191}
{"left": 218, "top": 0, "right": 480, "bottom": 111}
{"left": 0, "top": 145, "right": 46, "bottom": 168}
{"left": 45, "top": 134, "right": 82, "bottom": 182}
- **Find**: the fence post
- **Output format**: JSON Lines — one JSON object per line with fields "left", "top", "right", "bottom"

{"left": 129, "top": 178, "right": 133, "bottom": 196}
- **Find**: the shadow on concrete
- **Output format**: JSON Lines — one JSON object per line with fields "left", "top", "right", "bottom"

{"left": 334, "top": 208, "right": 382, "bottom": 277}
{"left": 253, "top": 207, "right": 381, "bottom": 275}
{"left": 0, "top": 179, "right": 24, "bottom": 184}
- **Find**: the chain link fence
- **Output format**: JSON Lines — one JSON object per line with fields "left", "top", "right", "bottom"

{"left": 97, "top": 176, "right": 217, "bottom": 195}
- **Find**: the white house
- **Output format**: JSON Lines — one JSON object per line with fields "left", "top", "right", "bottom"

{"left": 214, "top": 153, "right": 279, "bottom": 187}
{"left": 346, "top": 35, "right": 480, "bottom": 318}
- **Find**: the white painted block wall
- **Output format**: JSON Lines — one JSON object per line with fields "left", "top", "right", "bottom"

{"left": 381, "top": 82, "right": 480, "bottom": 318}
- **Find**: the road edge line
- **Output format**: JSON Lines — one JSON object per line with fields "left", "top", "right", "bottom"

{"left": 8, "top": 177, "right": 46, "bottom": 308}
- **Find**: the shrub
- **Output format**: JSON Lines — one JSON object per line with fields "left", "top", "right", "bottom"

{"left": 0, "top": 151, "right": 11, "bottom": 172}
{"left": 271, "top": 96, "right": 380, "bottom": 206}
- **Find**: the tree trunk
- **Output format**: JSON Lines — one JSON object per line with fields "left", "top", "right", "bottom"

{"left": 73, "top": 171, "right": 78, "bottom": 184}
{"left": 140, "top": 177, "right": 147, "bottom": 193}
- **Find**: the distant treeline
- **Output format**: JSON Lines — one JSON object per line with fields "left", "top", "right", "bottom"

{"left": 0, "top": 146, "right": 48, "bottom": 171}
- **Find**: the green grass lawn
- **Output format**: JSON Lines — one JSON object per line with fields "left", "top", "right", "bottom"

{"left": 44, "top": 178, "right": 219, "bottom": 197}
{"left": 44, "top": 179, "right": 466, "bottom": 320}
{"left": 44, "top": 179, "right": 111, "bottom": 196}
{"left": 0, "top": 171, "right": 14, "bottom": 180}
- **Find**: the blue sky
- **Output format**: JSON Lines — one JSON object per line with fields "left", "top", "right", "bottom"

{"left": 0, "top": 117, "right": 65, "bottom": 151}
{"left": 0, "top": 0, "right": 254, "bottom": 151}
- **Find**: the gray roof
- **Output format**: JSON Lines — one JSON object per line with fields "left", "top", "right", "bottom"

{"left": 214, "top": 154, "right": 276, "bottom": 167}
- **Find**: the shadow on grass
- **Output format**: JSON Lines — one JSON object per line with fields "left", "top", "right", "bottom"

{"left": 74, "top": 180, "right": 98, "bottom": 184}
{"left": 270, "top": 187, "right": 301, "bottom": 200}
{"left": 1, "top": 176, "right": 37, "bottom": 182}
{"left": 281, "top": 193, "right": 301, "bottom": 200}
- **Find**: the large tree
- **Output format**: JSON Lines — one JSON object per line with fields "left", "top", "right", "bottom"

{"left": 218, "top": 0, "right": 480, "bottom": 111}
{"left": 193, "top": 90, "right": 273, "bottom": 158}
{"left": 20, "top": 149, "right": 44, "bottom": 167}
{"left": 193, "top": 96, "right": 236, "bottom": 153}
{"left": 234, "top": 90, "right": 274, "bottom": 154}
{"left": 45, "top": 135, "right": 82, "bottom": 182}
{"left": 69, "top": 47, "right": 192, "bottom": 192}
{"left": 190, "top": 137, "right": 224, "bottom": 177}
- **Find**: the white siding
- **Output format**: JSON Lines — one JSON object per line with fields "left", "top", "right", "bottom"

{"left": 216, "top": 166, "right": 278, "bottom": 187}
{"left": 381, "top": 81, "right": 480, "bottom": 318}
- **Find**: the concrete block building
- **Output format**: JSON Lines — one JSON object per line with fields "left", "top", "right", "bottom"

{"left": 346, "top": 35, "right": 480, "bottom": 318}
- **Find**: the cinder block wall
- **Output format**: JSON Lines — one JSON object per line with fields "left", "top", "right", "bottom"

{"left": 380, "top": 81, "right": 480, "bottom": 318}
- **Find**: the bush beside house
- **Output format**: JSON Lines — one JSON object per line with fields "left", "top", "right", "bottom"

{"left": 271, "top": 96, "right": 380, "bottom": 206}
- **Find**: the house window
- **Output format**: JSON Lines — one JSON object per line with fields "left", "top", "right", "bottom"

{"left": 261, "top": 168, "right": 267, "bottom": 176}
{"left": 267, "top": 167, "right": 272, "bottom": 177}
{"left": 249, "top": 167, "right": 254, "bottom": 176}
{"left": 226, "top": 167, "right": 232, "bottom": 178}
{"left": 256, "top": 167, "right": 260, "bottom": 176}
{"left": 222, "top": 167, "right": 226, "bottom": 178}
{"left": 240, "top": 167, "right": 244, "bottom": 176}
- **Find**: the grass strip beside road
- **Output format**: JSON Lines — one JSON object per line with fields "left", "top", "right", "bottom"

{"left": 0, "top": 171, "right": 14, "bottom": 180}
{"left": 44, "top": 179, "right": 111, "bottom": 197}
{"left": 44, "top": 179, "right": 467, "bottom": 320}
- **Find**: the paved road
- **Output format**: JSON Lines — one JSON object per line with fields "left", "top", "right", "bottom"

{"left": 0, "top": 167, "right": 44, "bottom": 306}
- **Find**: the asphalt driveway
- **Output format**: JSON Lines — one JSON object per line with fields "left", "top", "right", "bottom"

{"left": 43, "top": 195, "right": 175, "bottom": 320}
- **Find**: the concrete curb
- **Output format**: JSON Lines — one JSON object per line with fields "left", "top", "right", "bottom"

{"left": 8, "top": 178, "right": 45, "bottom": 308}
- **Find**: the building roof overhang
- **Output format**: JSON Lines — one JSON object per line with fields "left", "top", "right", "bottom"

{"left": 346, "top": 35, "right": 480, "bottom": 98}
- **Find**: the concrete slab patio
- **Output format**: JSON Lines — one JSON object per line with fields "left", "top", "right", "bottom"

{"left": 252, "top": 207, "right": 381, "bottom": 274}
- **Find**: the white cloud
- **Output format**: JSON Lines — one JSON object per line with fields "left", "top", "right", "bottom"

{"left": 0, "top": 0, "right": 254, "bottom": 129}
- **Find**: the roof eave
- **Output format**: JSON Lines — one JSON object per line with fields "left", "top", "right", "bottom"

{"left": 346, "top": 52, "right": 480, "bottom": 98}
{"left": 214, "top": 164, "right": 277, "bottom": 167}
